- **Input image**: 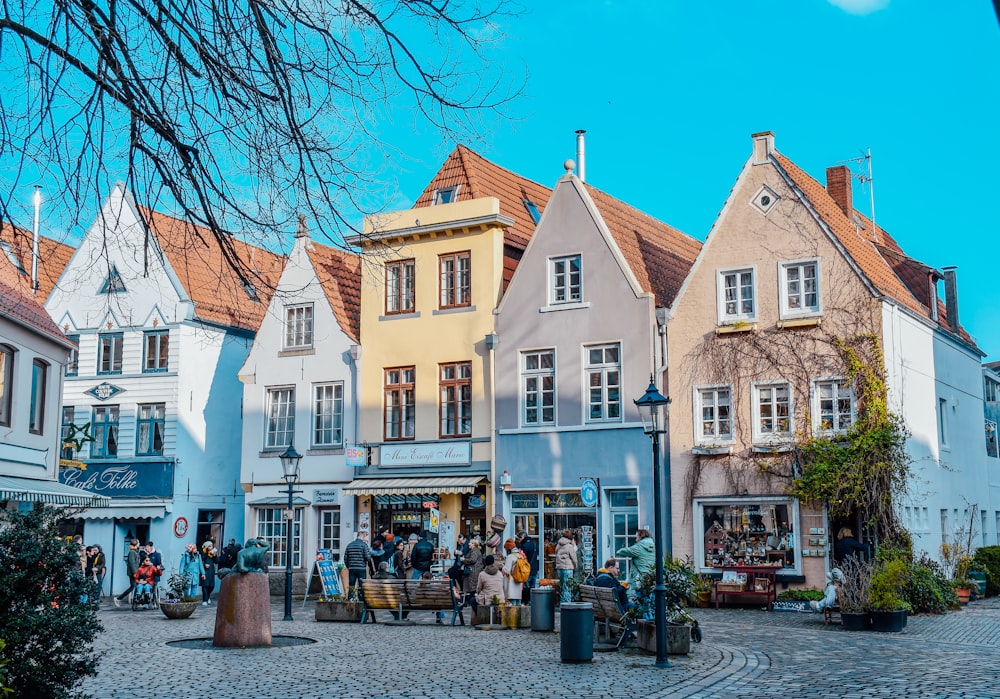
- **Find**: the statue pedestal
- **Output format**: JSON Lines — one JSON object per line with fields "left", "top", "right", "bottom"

{"left": 213, "top": 573, "right": 272, "bottom": 647}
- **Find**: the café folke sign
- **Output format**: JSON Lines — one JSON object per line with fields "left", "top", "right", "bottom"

{"left": 380, "top": 442, "right": 470, "bottom": 467}
{"left": 60, "top": 461, "right": 175, "bottom": 498}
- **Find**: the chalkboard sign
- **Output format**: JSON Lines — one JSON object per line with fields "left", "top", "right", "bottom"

{"left": 316, "top": 559, "right": 342, "bottom": 598}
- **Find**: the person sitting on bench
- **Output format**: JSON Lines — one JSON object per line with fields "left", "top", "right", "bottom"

{"left": 596, "top": 560, "right": 634, "bottom": 614}
{"left": 810, "top": 568, "right": 843, "bottom": 612}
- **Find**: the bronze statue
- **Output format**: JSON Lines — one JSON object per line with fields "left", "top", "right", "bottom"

{"left": 230, "top": 538, "right": 270, "bottom": 574}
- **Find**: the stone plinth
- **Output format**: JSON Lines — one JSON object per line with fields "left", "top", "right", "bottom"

{"left": 212, "top": 573, "right": 272, "bottom": 647}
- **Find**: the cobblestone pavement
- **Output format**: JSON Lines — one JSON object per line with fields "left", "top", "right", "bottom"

{"left": 80, "top": 596, "right": 1000, "bottom": 699}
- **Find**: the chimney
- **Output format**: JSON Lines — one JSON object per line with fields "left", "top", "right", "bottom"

{"left": 942, "top": 266, "right": 960, "bottom": 331}
{"left": 751, "top": 131, "right": 774, "bottom": 165}
{"left": 826, "top": 166, "right": 853, "bottom": 218}
{"left": 575, "top": 130, "right": 586, "bottom": 182}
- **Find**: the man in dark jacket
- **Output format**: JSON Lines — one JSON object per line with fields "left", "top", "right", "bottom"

{"left": 343, "top": 533, "right": 371, "bottom": 598}
{"left": 409, "top": 531, "right": 435, "bottom": 580}
{"left": 595, "top": 559, "right": 632, "bottom": 612}
{"left": 113, "top": 539, "right": 141, "bottom": 607}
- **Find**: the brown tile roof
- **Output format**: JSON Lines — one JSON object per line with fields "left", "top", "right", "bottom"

{"left": 773, "top": 153, "right": 978, "bottom": 349}
{"left": 141, "top": 209, "right": 285, "bottom": 333}
{"left": 413, "top": 145, "right": 552, "bottom": 252}
{"left": 305, "top": 240, "right": 362, "bottom": 343}
{"left": 0, "top": 243, "right": 73, "bottom": 348}
{"left": 586, "top": 185, "right": 702, "bottom": 307}
{"left": 0, "top": 222, "right": 75, "bottom": 303}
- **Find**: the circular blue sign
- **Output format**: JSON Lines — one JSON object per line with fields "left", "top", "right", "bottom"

{"left": 580, "top": 478, "right": 599, "bottom": 507}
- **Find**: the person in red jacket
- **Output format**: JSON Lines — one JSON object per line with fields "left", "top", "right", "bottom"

{"left": 133, "top": 556, "right": 157, "bottom": 609}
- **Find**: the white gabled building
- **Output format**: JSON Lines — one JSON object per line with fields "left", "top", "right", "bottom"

{"left": 238, "top": 221, "right": 361, "bottom": 592}
{"left": 45, "top": 185, "right": 283, "bottom": 595}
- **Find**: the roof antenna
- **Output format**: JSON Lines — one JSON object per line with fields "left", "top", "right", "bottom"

{"left": 839, "top": 149, "right": 877, "bottom": 244}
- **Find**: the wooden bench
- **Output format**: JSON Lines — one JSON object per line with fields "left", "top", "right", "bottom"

{"left": 359, "top": 577, "right": 464, "bottom": 626}
{"left": 579, "top": 584, "right": 634, "bottom": 648}
{"left": 713, "top": 566, "right": 777, "bottom": 611}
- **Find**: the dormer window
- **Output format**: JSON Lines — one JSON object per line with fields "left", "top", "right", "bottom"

{"left": 100, "top": 265, "right": 127, "bottom": 294}
{"left": 523, "top": 198, "right": 542, "bottom": 224}
{"left": 433, "top": 186, "right": 459, "bottom": 205}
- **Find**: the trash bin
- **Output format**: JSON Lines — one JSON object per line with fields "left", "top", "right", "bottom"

{"left": 530, "top": 587, "right": 555, "bottom": 632}
{"left": 560, "top": 602, "right": 594, "bottom": 663}
{"left": 970, "top": 571, "right": 987, "bottom": 597}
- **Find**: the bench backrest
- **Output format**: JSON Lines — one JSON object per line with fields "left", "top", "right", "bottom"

{"left": 578, "top": 585, "right": 623, "bottom": 622}
{"left": 360, "top": 578, "right": 454, "bottom": 610}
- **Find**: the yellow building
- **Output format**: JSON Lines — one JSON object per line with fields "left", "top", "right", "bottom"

{"left": 343, "top": 146, "right": 550, "bottom": 554}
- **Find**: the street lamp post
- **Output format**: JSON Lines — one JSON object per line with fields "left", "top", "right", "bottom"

{"left": 279, "top": 443, "right": 302, "bottom": 622}
{"left": 634, "top": 375, "right": 672, "bottom": 668}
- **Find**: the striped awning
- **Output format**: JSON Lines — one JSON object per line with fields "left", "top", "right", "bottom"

{"left": 73, "top": 505, "right": 167, "bottom": 520}
{"left": 0, "top": 475, "right": 111, "bottom": 507}
{"left": 342, "top": 476, "right": 485, "bottom": 496}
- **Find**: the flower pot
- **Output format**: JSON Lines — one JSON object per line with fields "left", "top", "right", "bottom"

{"left": 870, "top": 609, "right": 907, "bottom": 632}
{"left": 315, "top": 600, "right": 364, "bottom": 622}
{"left": 840, "top": 611, "right": 870, "bottom": 631}
{"left": 160, "top": 601, "right": 198, "bottom": 619}
{"left": 693, "top": 590, "right": 712, "bottom": 608}
{"left": 501, "top": 605, "right": 521, "bottom": 629}
{"left": 636, "top": 619, "right": 691, "bottom": 655}
{"left": 954, "top": 587, "right": 972, "bottom": 605}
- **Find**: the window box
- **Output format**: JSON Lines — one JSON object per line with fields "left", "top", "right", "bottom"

{"left": 692, "top": 446, "right": 732, "bottom": 456}
{"left": 716, "top": 322, "right": 757, "bottom": 335}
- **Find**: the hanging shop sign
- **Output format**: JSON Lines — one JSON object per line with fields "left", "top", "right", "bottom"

{"left": 580, "top": 478, "right": 599, "bottom": 507}
{"left": 380, "top": 441, "right": 470, "bottom": 467}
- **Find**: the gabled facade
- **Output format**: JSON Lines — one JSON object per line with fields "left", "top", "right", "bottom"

{"left": 238, "top": 221, "right": 361, "bottom": 584}
{"left": 667, "top": 132, "right": 993, "bottom": 590}
{"left": 344, "top": 145, "right": 549, "bottom": 545}
{"left": 45, "top": 184, "right": 282, "bottom": 595}
{"left": 0, "top": 246, "right": 106, "bottom": 508}
{"left": 493, "top": 165, "right": 701, "bottom": 579}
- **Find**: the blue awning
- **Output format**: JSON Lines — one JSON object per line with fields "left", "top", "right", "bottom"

{"left": 0, "top": 475, "right": 111, "bottom": 507}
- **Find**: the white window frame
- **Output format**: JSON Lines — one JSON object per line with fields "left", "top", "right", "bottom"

{"left": 693, "top": 384, "right": 734, "bottom": 446}
{"left": 433, "top": 186, "right": 459, "bottom": 205}
{"left": 284, "top": 304, "right": 314, "bottom": 350}
{"left": 811, "top": 378, "right": 855, "bottom": 435}
{"left": 549, "top": 254, "right": 582, "bottom": 305}
{"left": 752, "top": 381, "right": 793, "bottom": 443}
{"left": 584, "top": 343, "right": 621, "bottom": 423}
{"left": 312, "top": 382, "right": 344, "bottom": 448}
{"left": 265, "top": 386, "right": 295, "bottom": 449}
{"left": 521, "top": 349, "right": 556, "bottom": 427}
{"left": 938, "top": 397, "right": 950, "bottom": 449}
{"left": 716, "top": 266, "right": 757, "bottom": 324}
{"left": 256, "top": 506, "right": 302, "bottom": 569}
{"left": 779, "top": 258, "right": 821, "bottom": 318}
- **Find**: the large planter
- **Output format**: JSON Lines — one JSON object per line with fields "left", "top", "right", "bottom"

{"left": 315, "top": 600, "right": 364, "bottom": 622}
{"left": 840, "top": 611, "right": 870, "bottom": 631}
{"left": 501, "top": 604, "right": 530, "bottom": 629}
{"left": 870, "top": 609, "right": 907, "bottom": 632}
{"left": 160, "top": 601, "right": 198, "bottom": 619}
{"left": 954, "top": 587, "right": 972, "bottom": 605}
{"left": 636, "top": 620, "right": 691, "bottom": 655}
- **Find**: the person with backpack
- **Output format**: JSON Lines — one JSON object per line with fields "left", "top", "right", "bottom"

{"left": 515, "top": 530, "right": 538, "bottom": 603}
{"left": 501, "top": 538, "right": 524, "bottom": 604}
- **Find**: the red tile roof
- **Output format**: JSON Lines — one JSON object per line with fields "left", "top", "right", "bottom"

{"left": 141, "top": 209, "right": 285, "bottom": 332}
{"left": 773, "top": 153, "right": 978, "bottom": 350}
{"left": 0, "top": 243, "right": 73, "bottom": 348}
{"left": 305, "top": 240, "right": 362, "bottom": 343}
{"left": 0, "top": 222, "right": 75, "bottom": 303}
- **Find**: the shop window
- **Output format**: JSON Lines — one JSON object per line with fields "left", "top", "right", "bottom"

{"left": 439, "top": 362, "right": 471, "bottom": 438}
{"left": 696, "top": 498, "right": 796, "bottom": 571}
{"left": 196, "top": 509, "right": 225, "bottom": 550}
{"left": 91, "top": 405, "right": 119, "bottom": 457}
{"left": 256, "top": 506, "right": 301, "bottom": 569}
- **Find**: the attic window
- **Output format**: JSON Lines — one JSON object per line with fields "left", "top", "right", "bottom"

{"left": 99, "top": 265, "right": 127, "bottom": 294}
{"left": 751, "top": 185, "right": 779, "bottom": 215}
{"left": 0, "top": 242, "right": 25, "bottom": 274}
{"left": 433, "top": 186, "right": 459, "bottom": 205}
{"left": 523, "top": 199, "right": 542, "bottom": 224}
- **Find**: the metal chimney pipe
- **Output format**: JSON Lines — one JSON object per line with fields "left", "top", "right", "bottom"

{"left": 575, "top": 130, "right": 586, "bottom": 182}
{"left": 942, "top": 266, "right": 960, "bottom": 331}
{"left": 31, "top": 186, "right": 41, "bottom": 295}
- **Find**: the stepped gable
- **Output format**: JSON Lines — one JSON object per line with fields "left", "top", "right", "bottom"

{"left": 141, "top": 208, "right": 285, "bottom": 332}
{"left": 0, "top": 222, "right": 74, "bottom": 303}
{"left": 305, "top": 240, "right": 362, "bottom": 343}
{"left": 773, "top": 152, "right": 978, "bottom": 350}
{"left": 585, "top": 185, "right": 701, "bottom": 308}
{"left": 0, "top": 245, "right": 72, "bottom": 347}
{"left": 413, "top": 145, "right": 552, "bottom": 252}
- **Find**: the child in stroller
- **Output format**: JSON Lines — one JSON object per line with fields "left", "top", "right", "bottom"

{"left": 131, "top": 556, "right": 159, "bottom": 610}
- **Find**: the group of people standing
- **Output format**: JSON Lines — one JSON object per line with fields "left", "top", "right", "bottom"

{"left": 107, "top": 537, "right": 226, "bottom": 609}
{"left": 179, "top": 539, "right": 223, "bottom": 605}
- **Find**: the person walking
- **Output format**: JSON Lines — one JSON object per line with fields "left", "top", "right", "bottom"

{"left": 200, "top": 541, "right": 218, "bottom": 605}
{"left": 409, "top": 531, "right": 435, "bottom": 580}
{"left": 92, "top": 545, "right": 107, "bottom": 600}
{"left": 501, "top": 538, "right": 523, "bottom": 604}
{"left": 555, "top": 529, "right": 578, "bottom": 604}
{"left": 113, "top": 539, "right": 141, "bottom": 608}
{"left": 616, "top": 528, "right": 655, "bottom": 591}
{"left": 179, "top": 543, "right": 202, "bottom": 600}
{"left": 343, "top": 533, "right": 371, "bottom": 598}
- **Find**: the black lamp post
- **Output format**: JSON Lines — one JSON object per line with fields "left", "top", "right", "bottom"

{"left": 634, "top": 375, "right": 672, "bottom": 668}
{"left": 279, "top": 443, "right": 302, "bottom": 622}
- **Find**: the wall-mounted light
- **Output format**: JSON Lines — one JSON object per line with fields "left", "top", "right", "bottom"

{"left": 485, "top": 332, "right": 499, "bottom": 351}
{"left": 349, "top": 344, "right": 361, "bottom": 361}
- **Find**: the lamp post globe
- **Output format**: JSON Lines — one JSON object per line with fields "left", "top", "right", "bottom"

{"left": 279, "top": 443, "right": 302, "bottom": 621}
{"left": 634, "top": 375, "right": 672, "bottom": 667}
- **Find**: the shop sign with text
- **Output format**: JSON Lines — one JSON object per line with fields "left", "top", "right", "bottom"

{"left": 380, "top": 442, "right": 470, "bottom": 467}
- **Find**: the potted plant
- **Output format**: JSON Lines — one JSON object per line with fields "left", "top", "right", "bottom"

{"left": 941, "top": 540, "right": 975, "bottom": 604}
{"left": 633, "top": 557, "right": 696, "bottom": 655}
{"left": 315, "top": 593, "right": 364, "bottom": 622}
{"left": 837, "top": 556, "right": 874, "bottom": 630}
{"left": 160, "top": 571, "right": 198, "bottom": 619}
{"left": 690, "top": 574, "right": 713, "bottom": 608}
{"left": 867, "top": 558, "right": 910, "bottom": 632}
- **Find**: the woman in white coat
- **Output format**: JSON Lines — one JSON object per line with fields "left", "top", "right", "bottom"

{"left": 501, "top": 538, "right": 523, "bottom": 604}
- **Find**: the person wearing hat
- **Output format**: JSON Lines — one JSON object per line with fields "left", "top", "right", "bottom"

{"left": 810, "top": 568, "right": 844, "bottom": 613}
{"left": 501, "top": 538, "right": 523, "bottom": 604}
{"left": 179, "top": 543, "right": 203, "bottom": 600}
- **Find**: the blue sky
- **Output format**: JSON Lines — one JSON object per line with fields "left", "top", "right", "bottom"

{"left": 384, "top": 1, "right": 1000, "bottom": 360}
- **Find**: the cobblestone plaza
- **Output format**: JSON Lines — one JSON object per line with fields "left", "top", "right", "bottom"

{"left": 80, "top": 595, "right": 1000, "bottom": 698}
